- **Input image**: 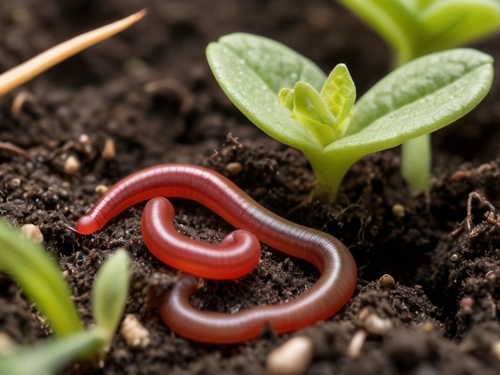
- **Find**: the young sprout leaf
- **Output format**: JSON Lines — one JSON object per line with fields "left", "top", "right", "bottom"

{"left": 278, "top": 87, "right": 294, "bottom": 111}
{"left": 321, "top": 48, "right": 493, "bottom": 196}
{"left": 320, "top": 63, "right": 356, "bottom": 138}
{"left": 289, "top": 81, "right": 337, "bottom": 147}
{"left": 92, "top": 249, "right": 130, "bottom": 342}
{"left": 0, "top": 220, "right": 82, "bottom": 336}
{"left": 0, "top": 332, "right": 103, "bottom": 375}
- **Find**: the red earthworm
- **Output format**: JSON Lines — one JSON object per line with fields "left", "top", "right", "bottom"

{"left": 75, "top": 164, "right": 357, "bottom": 344}
{"left": 142, "top": 197, "right": 261, "bottom": 280}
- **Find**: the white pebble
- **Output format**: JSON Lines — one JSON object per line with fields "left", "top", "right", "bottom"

{"left": 120, "top": 314, "right": 150, "bottom": 348}
{"left": 64, "top": 155, "right": 80, "bottom": 176}
{"left": 363, "top": 313, "right": 392, "bottom": 335}
{"left": 21, "top": 224, "right": 43, "bottom": 244}
{"left": 491, "top": 341, "right": 500, "bottom": 361}
{"left": 265, "top": 336, "right": 314, "bottom": 375}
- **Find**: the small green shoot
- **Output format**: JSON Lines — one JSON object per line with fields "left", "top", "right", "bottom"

{"left": 207, "top": 33, "right": 493, "bottom": 201}
{"left": 337, "top": 0, "right": 500, "bottom": 191}
{"left": 92, "top": 249, "right": 131, "bottom": 347}
{"left": 0, "top": 332, "right": 102, "bottom": 375}
{"left": 0, "top": 221, "right": 82, "bottom": 336}
{"left": 0, "top": 219, "right": 130, "bottom": 373}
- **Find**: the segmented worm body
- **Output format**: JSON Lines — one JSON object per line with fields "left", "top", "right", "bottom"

{"left": 76, "top": 164, "right": 357, "bottom": 344}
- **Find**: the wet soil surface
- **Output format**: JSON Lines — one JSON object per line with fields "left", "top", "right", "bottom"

{"left": 2, "top": 0, "right": 500, "bottom": 374}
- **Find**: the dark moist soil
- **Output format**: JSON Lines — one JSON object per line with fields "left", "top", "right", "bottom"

{"left": 1, "top": 1, "right": 500, "bottom": 374}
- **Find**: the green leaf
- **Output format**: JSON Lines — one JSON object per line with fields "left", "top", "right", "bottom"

{"left": 0, "top": 331, "right": 103, "bottom": 375}
{"left": 278, "top": 87, "right": 294, "bottom": 111}
{"left": 92, "top": 249, "right": 130, "bottom": 342}
{"left": 421, "top": 0, "right": 500, "bottom": 54}
{"left": 337, "top": 0, "right": 422, "bottom": 65}
{"left": 320, "top": 63, "right": 356, "bottom": 137}
{"left": 0, "top": 220, "right": 82, "bottom": 336}
{"left": 206, "top": 33, "right": 326, "bottom": 154}
{"left": 326, "top": 48, "right": 493, "bottom": 161}
{"left": 290, "top": 82, "right": 337, "bottom": 147}
{"left": 338, "top": 0, "right": 500, "bottom": 64}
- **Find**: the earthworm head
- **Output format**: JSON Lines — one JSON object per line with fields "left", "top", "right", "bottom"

{"left": 75, "top": 215, "right": 100, "bottom": 234}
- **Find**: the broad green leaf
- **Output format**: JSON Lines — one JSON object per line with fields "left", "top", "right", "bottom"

{"left": 0, "top": 220, "right": 82, "bottom": 336}
{"left": 0, "top": 332, "right": 103, "bottom": 375}
{"left": 326, "top": 49, "right": 493, "bottom": 160}
{"left": 320, "top": 63, "right": 356, "bottom": 137}
{"left": 339, "top": 0, "right": 500, "bottom": 64}
{"left": 92, "top": 249, "right": 130, "bottom": 340}
{"left": 206, "top": 33, "right": 326, "bottom": 154}
{"left": 337, "top": 0, "right": 422, "bottom": 65}
{"left": 421, "top": 0, "right": 500, "bottom": 53}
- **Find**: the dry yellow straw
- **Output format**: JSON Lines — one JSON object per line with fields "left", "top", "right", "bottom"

{"left": 0, "top": 9, "right": 147, "bottom": 96}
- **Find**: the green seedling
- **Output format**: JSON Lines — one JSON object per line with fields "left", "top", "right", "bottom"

{"left": 207, "top": 33, "right": 493, "bottom": 201}
{"left": 337, "top": 0, "right": 500, "bottom": 66}
{"left": 337, "top": 0, "right": 500, "bottom": 191}
{"left": 0, "top": 220, "right": 130, "bottom": 374}
{"left": 0, "top": 332, "right": 102, "bottom": 375}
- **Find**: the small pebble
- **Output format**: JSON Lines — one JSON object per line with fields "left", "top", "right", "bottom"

{"left": 460, "top": 297, "right": 474, "bottom": 314}
{"left": 485, "top": 270, "right": 496, "bottom": 281}
{"left": 79, "top": 134, "right": 93, "bottom": 154}
{"left": 392, "top": 204, "right": 405, "bottom": 219}
{"left": 21, "top": 224, "right": 43, "bottom": 244}
{"left": 265, "top": 336, "right": 314, "bottom": 375}
{"left": 451, "top": 170, "right": 472, "bottom": 182}
{"left": 491, "top": 341, "right": 500, "bottom": 361}
{"left": 347, "top": 329, "right": 368, "bottom": 359}
{"left": 102, "top": 139, "right": 116, "bottom": 161}
{"left": 0, "top": 332, "right": 16, "bottom": 355}
{"left": 476, "top": 163, "right": 493, "bottom": 174}
{"left": 79, "top": 134, "right": 90, "bottom": 145}
{"left": 10, "top": 178, "right": 21, "bottom": 187}
{"left": 378, "top": 274, "right": 395, "bottom": 288}
{"left": 120, "top": 314, "right": 150, "bottom": 348}
{"left": 420, "top": 321, "right": 434, "bottom": 332}
{"left": 64, "top": 155, "right": 80, "bottom": 176}
{"left": 95, "top": 184, "right": 109, "bottom": 195}
{"left": 362, "top": 313, "right": 392, "bottom": 335}
{"left": 132, "top": 281, "right": 143, "bottom": 291}
{"left": 226, "top": 162, "right": 242, "bottom": 175}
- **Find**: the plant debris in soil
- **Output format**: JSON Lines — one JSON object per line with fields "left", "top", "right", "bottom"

{"left": 2, "top": 0, "right": 500, "bottom": 374}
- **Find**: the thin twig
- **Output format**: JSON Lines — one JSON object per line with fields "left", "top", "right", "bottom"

{"left": 0, "top": 9, "right": 147, "bottom": 96}
{"left": 0, "top": 141, "right": 29, "bottom": 159}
